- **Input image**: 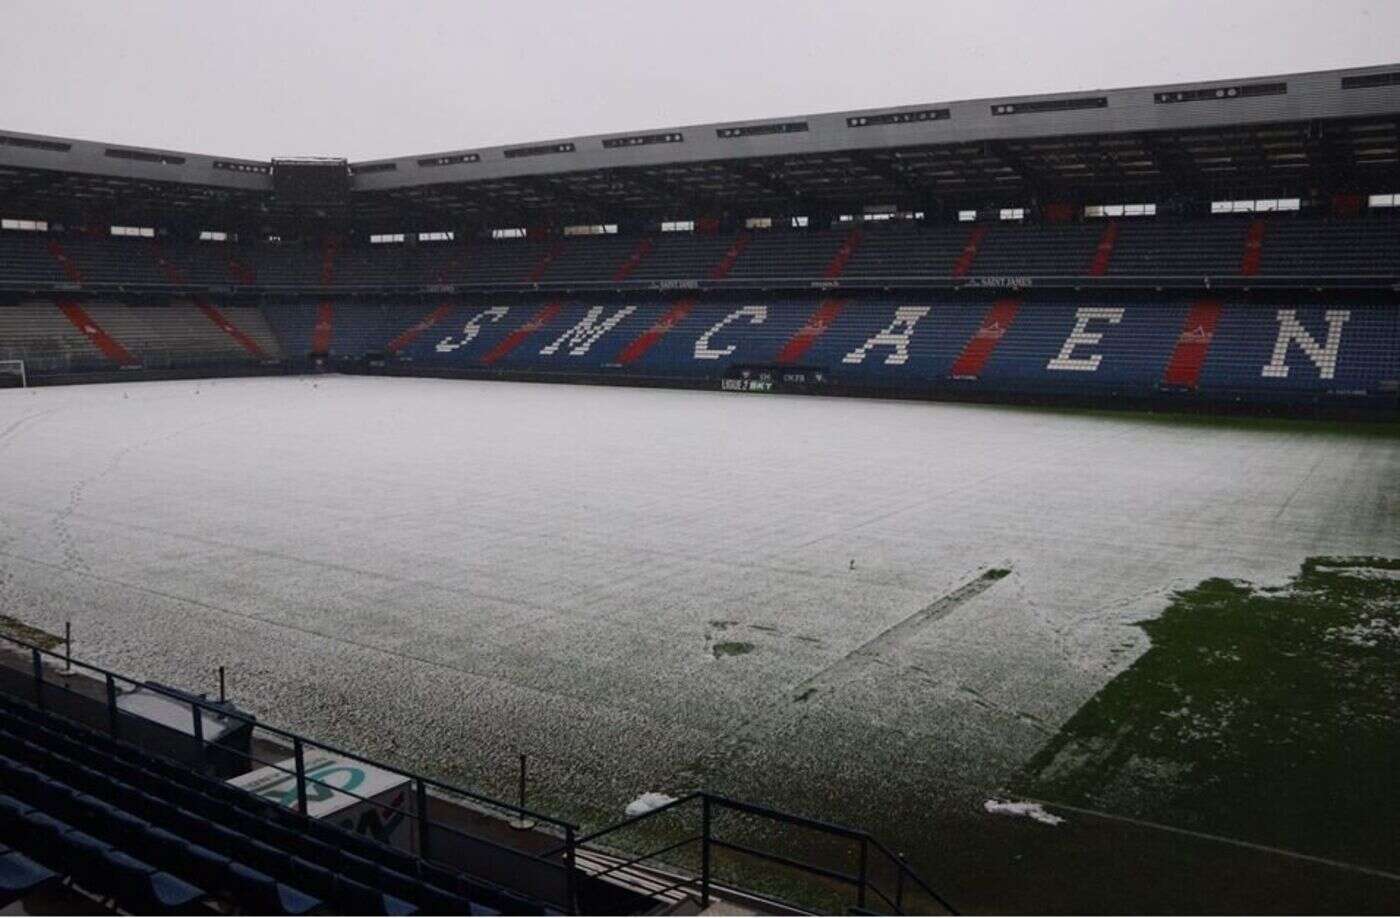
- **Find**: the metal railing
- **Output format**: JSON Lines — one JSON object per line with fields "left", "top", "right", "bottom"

{"left": 0, "top": 632, "right": 579, "bottom": 912}
{"left": 544, "top": 792, "right": 956, "bottom": 915}
{"left": 1, "top": 270, "right": 1398, "bottom": 298}
{"left": 0, "top": 629, "right": 957, "bottom": 914}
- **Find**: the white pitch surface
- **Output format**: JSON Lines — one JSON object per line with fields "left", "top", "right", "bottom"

{"left": 0, "top": 376, "right": 1396, "bottom": 844}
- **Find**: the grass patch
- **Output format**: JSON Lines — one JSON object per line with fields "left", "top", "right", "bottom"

{"left": 0, "top": 614, "right": 64, "bottom": 651}
{"left": 1017, "top": 556, "right": 1400, "bottom": 872}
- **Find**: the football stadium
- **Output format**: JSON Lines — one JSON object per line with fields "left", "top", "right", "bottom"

{"left": 1, "top": 33, "right": 1399, "bottom": 916}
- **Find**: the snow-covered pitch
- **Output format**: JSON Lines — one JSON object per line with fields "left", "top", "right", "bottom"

{"left": 0, "top": 375, "right": 1395, "bottom": 849}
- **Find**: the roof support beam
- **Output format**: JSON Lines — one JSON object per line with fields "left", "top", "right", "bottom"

{"left": 721, "top": 160, "right": 804, "bottom": 205}
{"left": 618, "top": 168, "right": 717, "bottom": 216}
{"left": 851, "top": 151, "right": 931, "bottom": 206}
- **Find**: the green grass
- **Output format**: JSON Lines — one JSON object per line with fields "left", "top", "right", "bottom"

{"left": 1017, "top": 556, "right": 1400, "bottom": 872}
{"left": 0, "top": 614, "right": 65, "bottom": 650}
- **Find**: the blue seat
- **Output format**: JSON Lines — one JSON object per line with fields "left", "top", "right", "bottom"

{"left": 84, "top": 796, "right": 150, "bottom": 848}
{"left": 0, "top": 692, "right": 557, "bottom": 917}
{"left": 2, "top": 763, "right": 41, "bottom": 802}
{"left": 335, "top": 873, "right": 420, "bottom": 916}
{"left": 340, "top": 849, "right": 383, "bottom": 884}
{"left": 17, "top": 811, "right": 67, "bottom": 865}
{"left": 0, "top": 794, "right": 33, "bottom": 835}
{"left": 0, "top": 847, "right": 59, "bottom": 908}
{"left": 59, "top": 829, "right": 114, "bottom": 894}
{"left": 102, "top": 849, "right": 205, "bottom": 914}
{"left": 142, "top": 825, "right": 231, "bottom": 893}
{"left": 414, "top": 880, "right": 472, "bottom": 916}
{"left": 227, "top": 862, "right": 321, "bottom": 915}
{"left": 287, "top": 855, "right": 337, "bottom": 900}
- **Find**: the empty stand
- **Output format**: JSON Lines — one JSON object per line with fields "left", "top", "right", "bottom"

{"left": 0, "top": 217, "right": 1397, "bottom": 292}
{"left": 822, "top": 228, "right": 863, "bottom": 279}
{"left": 57, "top": 302, "right": 138, "bottom": 367}
{"left": 1087, "top": 222, "right": 1120, "bottom": 276}
{"left": 77, "top": 303, "right": 282, "bottom": 368}
{"left": 1107, "top": 219, "right": 1247, "bottom": 278}
{"left": 524, "top": 241, "right": 565, "bottom": 283}
{"left": 1258, "top": 218, "right": 1400, "bottom": 277}
{"left": 951, "top": 225, "right": 989, "bottom": 278}
{"left": 0, "top": 236, "right": 65, "bottom": 286}
{"left": 842, "top": 223, "right": 970, "bottom": 280}
{"left": 705, "top": 231, "right": 750, "bottom": 280}
{"left": 610, "top": 238, "right": 654, "bottom": 282}
{"left": 370, "top": 296, "right": 1399, "bottom": 408}
{"left": 950, "top": 298, "right": 1021, "bottom": 378}
{"left": 1240, "top": 218, "right": 1268, "bottom": 277}
{"left": 0, "top": 689, "right": 537, "bottom": 914}
{"left": 0, "top": 303, "right": 111, "bottom": 372}
{"left": 726, "top": 228, "right": 847, "bottom": 280}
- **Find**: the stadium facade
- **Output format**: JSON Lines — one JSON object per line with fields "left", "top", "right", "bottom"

{"left": 0, "top": 63, "right": 1398, "bottom": 413}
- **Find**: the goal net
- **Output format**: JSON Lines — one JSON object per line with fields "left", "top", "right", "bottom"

{"left": 0, "top": 360, "right": 26, "bottom": 388}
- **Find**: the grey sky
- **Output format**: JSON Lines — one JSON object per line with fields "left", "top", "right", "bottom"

{"left": 1, "top": 0, "right": 1395, "bottom": 162}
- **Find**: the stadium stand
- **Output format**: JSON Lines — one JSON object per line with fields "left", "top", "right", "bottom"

{"left": 2, "top": 294, "right": 1395, "bottom": 408}
{"left": 0, "top": 632, "right": 952, "bottom": 916}
{"left": 0, "top": 215, "right": 1397, "bottom": 292}
{"left": 0, "top": 301, "right": 108, "bottom": 373}
{"left": 0, "top": 689, "right": 537, "bottom": 914}
{"left": 252, "top": 298, "right": 1393, "bottom": 406}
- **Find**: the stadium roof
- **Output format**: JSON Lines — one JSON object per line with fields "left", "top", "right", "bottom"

{"left": 2, "top": 63, "right": 1399, "bottom": 231}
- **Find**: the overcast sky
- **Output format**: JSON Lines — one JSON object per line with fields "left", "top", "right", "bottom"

{"left": 1, "top": 0, "right": 1396, "bottom": 162}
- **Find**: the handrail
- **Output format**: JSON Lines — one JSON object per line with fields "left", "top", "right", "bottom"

{"left": 549, "top": 790, "right": 956, "bottom": 915}
{"left": 0, "top": 630, "right": 958, "bottom": 913}
{"left": 868, "top": 836, "right": 957, "bottom": 913}
{"left": 2, "top": 634, "right": 581, "bottom": 909}
{"left": 581, "top": 835, "right": 701, "bottom": 884}
{"left": 0, "top": 631, "right": 573, "bottom": 831}
{"left": 1, "top": 270, "right": 1399, "bottom": 297}
{"left": 552, "top": 791, "right": 702, "bottom": 853}
{"left": 710, "top": 837, "right": 861, "bottom": 887}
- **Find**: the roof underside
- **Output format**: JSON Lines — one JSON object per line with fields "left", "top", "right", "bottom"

{"left": 1, "top": 64, "right": 1398, "bottom": 231}
{"left": 368, "top": 117, "right": 1400, "bottom": 225}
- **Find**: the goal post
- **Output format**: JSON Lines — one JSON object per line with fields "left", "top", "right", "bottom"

{"left": 0, "top": 359, "right": 26, "bottom": 388}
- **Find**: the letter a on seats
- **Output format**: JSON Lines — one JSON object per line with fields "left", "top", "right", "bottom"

{"left": 539, "top": 306, "right": 638, "bottom": 356}
{"left": 437, "top": 306, "right": 509, "bottom": 353}
{"left": 694, "top": 306, "right": 767, "bottom": 359}
{"left": 1046, "top": 307, "right": 1125, "bottom": 372}
{"left": 1261, "top": 309, "right": 1350, "bottom": 379}
{"left": 842, "top": 307, "right": 930, "bottom": 365}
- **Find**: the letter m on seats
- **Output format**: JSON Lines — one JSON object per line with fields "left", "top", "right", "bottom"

{"left": 1262, "top": 309, "right": 1350, "bottom": 380}
{"left": 539, "top": 306, "right": 638, "bottom": 356}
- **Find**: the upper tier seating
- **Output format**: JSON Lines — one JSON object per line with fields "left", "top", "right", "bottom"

{"left": 1258, "top": 218, "right": 1400, "bottom": 276}
{"left": 0, "top": 689, "right": 540, "bottom": 914}
{"left": 840, "top": 223, "right": 970, "bottom": 279}
{"left": 1, "top": 215, "right": 1395, "bottom": 291}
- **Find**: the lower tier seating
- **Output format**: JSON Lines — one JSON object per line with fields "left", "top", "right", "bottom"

{"left": 0, "top": 301, "right": 107, "bottom": 373}
{"left": 0, "top": 691, "right": 538, "bottom": 914}
{"left": 0, "top": 302, "right": 283, "bottom": 372}
{"left": 262, "top": 297, "right": 1399, "bottom": 405}
{"left": 2, "top": 297, "right": 1396, "bottom": 409}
